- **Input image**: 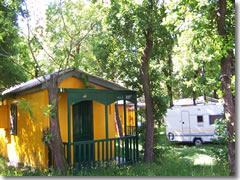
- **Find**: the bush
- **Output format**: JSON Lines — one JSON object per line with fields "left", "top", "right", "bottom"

{"left": 210, "top": 144, "right": 229, "bottom": 167}
{"left": 214, "top": 117, "right": 228, "bottom": 143}
{"left": 211, "top": 117, "right": 229, "bottom": 167}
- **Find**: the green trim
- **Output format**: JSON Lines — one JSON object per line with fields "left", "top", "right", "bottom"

{"left": 105, "top": 105, "right": 109, "bottom": 161}
{"left": 123, "top": 99, "right": 127, "bottom": 136}
{"left": 60, "top": 88, "right": 136, "bottom": 106}
{"left": 67, "top": 97, "right": 72, "bottom": 165}
{"left": 105, "top": 105, "right": 109, "bottom": 140}
{"left": 63, "top": 135, "right": 137, "bottom": 167}
{"left": 134, "top": 102, "right": 139, "bottom": 161}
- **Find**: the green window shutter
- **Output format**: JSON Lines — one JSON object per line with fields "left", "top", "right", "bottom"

{"left": 10, "top": 104, "right": 17, "bottom": 135}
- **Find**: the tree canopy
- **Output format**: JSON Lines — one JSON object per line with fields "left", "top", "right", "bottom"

{"left": 0, "top": 0, "right": 235, "bottom": 174}
{"left": 0, "top": 0, "right": 31, "bottom": 92}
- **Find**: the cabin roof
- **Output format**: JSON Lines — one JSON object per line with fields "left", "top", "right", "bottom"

{"left": 1, "top": 68, "right": 130, "bottom": 97}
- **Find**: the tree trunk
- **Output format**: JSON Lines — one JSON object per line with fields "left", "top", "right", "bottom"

{"left": 213, "top": 90, "right": 218, "bottom": 99}
{"left": 115, "top": 103, "right": 123, "bottom": 137}
{"left": 220, "top": 54, "right": 235, "bottom": 176}
{"left": 217, "top": 0, "right": 235, "bottom": 176}
{"left": 167, "top": 52, "right": 173, "bottom": 107}
{"left": 203, "top": 93, "right": 207, "bottom": 101}
{"left": 48, "top": 74, "right": 67, "bottom": 172}
{"left": 167, "top": 85, "right": 173, "bottom": 107}
{"left": 193, "top": 97, "right": 196, "bottom": 105}
{"left": 141, "top": 29, "right": 154, "bottom": 163}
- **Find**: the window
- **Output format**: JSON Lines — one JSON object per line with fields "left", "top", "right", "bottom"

{"left": 209, "top": 115, "right": 223, "bottom": 125}
{"left": 197, "top": 116, "right": 203, "bottom": 123}
{"left": 10, "top": 104, "right": 17, "bottom": 135}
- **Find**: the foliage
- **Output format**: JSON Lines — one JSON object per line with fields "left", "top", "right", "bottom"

{"left": 43, "top": 98, "right": 56, "bottom": 117}
{"left": 17, "top": 98, "right": 36, "bottom": 120}
{"left": 31, "top": 0, "right": 103, "bottom": 74}
{"left": 80, "top": 75, "right": 96, "bottom": 89}
{"left": 210, "top": 144, "right": 228, "bottom": 168}
{"left": 213, "top": 116, "right": 235, "bottom": 143}
{"left": 151, "top": 73, "right": 169, "bottom": 125}
{"left": 214, "top": 117, "right": 227, "bottom": 142}
{"left": 0, "top": 0, "right": 32, "bottom": 93}
{"left": 210, "top": 118, "right": 229, "bottom": 168}
{"left": 152, "top": 127, "right": 171, "bottom": 164}
{"left": 42, "top": 128, "right": 55, "bottom": 144}
{"left": 163, "top": 0, "right": 223, "bottom": 99}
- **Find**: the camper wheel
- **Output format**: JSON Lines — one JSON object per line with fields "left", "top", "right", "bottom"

{"left": 168, "top": 132, "right": 174, "bottom": 141}
{"left": 194, "top": 138, "right": 202, "bottom": 146}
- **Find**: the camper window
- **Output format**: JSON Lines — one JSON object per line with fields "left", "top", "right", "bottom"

{"left": 209, "top": 115, "right": 222, "bottom": 125}
{"left": 197, "top": 116, "right": 203, "bottom": 123}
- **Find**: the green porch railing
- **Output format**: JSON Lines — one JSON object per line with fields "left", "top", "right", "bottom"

{"left": 61, "top": 135, "right": 138, "bottom": 169}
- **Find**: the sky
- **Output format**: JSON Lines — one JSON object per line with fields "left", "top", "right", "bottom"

{"left": 18, "top": 0, "right": 54, "bottom": 35}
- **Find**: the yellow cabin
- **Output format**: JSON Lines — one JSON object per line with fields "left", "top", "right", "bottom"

{"left": 0, "top": 68, "right": 139, "bottom": 169}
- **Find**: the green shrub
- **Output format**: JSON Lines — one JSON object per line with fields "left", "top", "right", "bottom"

{"left": 210, "top": 144, "right": 228, "bottom": 166}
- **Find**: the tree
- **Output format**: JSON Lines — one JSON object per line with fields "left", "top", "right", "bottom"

{"left": 216, "top": 0, "right": 235, "bottom": 175}
{"left": 0, "top": 0, "right": 31, "bottom": 93}
{"left": 166, "top": 0, "right": 235, "bottom": 175}
{"left": 163, "top": 0, "right": 222, "bottom": 102}
{"left": 103, "top": 0, "right": 169, "bottom": 163}
{"left": 138, "top": 0, "right": 155, "bottom": 163}
{"left": 3, "top": 0, "right": 103, "bottom": 171}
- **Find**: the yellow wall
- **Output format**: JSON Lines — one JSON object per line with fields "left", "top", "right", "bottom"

{"left": 128, "top": 109, "right": 135, "bottom": 127}
{"left": 0, "top": 128, "right": 8, "bottom": 157}
{"left": 0, "top": 102, "right": 10, "bottom": 157}
{"left": 0, "top": 89, "right": 49, "bottom": 169}
{"left": 58, "top": 92, "right": 68, "bottom": 143}
{"left": 0, "top": 104, "right": 8, "bottom": 128}
{"left": 117, "top": 104, "right": 135, "bottom": 136}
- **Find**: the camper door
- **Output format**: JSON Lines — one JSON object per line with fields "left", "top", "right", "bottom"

{"left": 181, "top": 111, "right": 191, "bottom": 141}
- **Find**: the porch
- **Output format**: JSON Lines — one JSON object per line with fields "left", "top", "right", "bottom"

{"left": 62, "top": 135, "right": 137, "bottom": 169}
{"left": 49, "top": 88, "right": 139, "bottom": 168}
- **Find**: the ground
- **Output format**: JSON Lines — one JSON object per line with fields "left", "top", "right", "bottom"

{"left": 0, "top": 131, "right": 229, "bottom": 176}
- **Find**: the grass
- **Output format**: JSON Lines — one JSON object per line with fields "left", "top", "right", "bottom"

{"left": 0, "top": 131, "right": 230, "bottom": 176}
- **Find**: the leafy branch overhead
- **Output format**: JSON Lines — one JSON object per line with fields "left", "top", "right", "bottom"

{"left": 17, "top": 98, "right": 36, "bottom": 120}
{"left": 43, "top": 101, "right": 56, "bottom": 118}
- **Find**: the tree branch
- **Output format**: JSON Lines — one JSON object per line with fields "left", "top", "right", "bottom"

{"left": 0, "top": 52, "right": 46, "bottom": 84}
{"left": 25, "top": 2, "right": 49, "bottom": 88}
{"left": 31, "top": 34, "right": 56, "bottom": 62}
{"left": 59, "top": 0, "right": 73, "bottom": 40}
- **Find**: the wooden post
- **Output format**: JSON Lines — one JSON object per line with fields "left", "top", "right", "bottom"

{"left": 123, "top": 99, "right": 129, "bottom": 161}
{"left": 67, "top": 97, "right": 72, "bottom": 165}
{"left": 134, "top": 102, "right": 139, "bottom": 161}
{"left": 123, "top": 99, "right": 127, "bottom": 136}
{"left": 105, "top": 104, "right": 109, "bottom": 161}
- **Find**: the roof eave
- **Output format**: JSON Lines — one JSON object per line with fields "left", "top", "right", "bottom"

{"left": 1, "top": 68, "right": 131, "bottom": 97}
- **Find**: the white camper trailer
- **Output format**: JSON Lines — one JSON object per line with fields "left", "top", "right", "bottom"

{"left": 165, "top": 103, "right": 224, "bottom": 146}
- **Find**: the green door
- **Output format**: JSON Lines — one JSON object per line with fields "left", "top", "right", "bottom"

{"left": 72, "top": 101, "right": 94, "bottom": 165}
